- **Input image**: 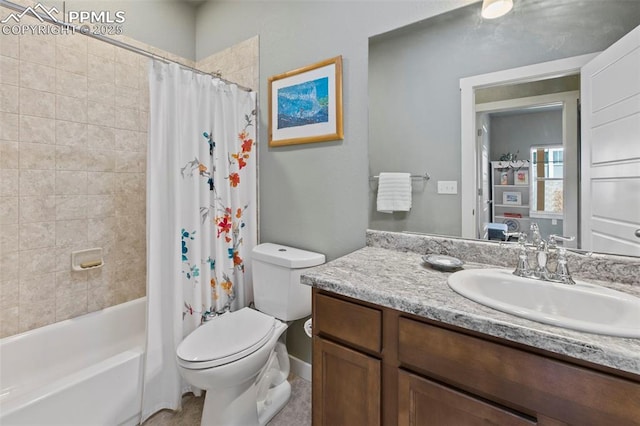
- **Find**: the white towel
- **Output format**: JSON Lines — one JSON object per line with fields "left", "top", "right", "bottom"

{"left": 376, "top": 172, "right": 412, "bottom": 213}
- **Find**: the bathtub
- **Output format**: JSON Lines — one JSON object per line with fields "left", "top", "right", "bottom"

{"left": 0, "top": 297, "right": 146, "bottom": 426}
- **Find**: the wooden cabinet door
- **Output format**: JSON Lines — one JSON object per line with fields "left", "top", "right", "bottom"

{"left": 312, "top": 336, "right": 381, "bottom": 426}
{"left": 398, "top": 370, "right": 535, "bottom": 426}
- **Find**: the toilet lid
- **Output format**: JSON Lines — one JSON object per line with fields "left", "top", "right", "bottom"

{"left": 177, "top": 308, "right": 276, "bottom": 366}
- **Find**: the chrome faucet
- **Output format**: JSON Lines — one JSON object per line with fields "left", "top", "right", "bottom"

{"left": 505, "top": 224, "right": 576, "bottom": 284}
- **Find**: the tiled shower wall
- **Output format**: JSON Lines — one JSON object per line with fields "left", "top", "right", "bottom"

{"left": 0, "top": 3, "right": 258, "bottom": 338}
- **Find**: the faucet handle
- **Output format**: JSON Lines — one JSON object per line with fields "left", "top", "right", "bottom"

{"left": 548, "top": 234, "right": 575, "bottom": 248}
{"left": 550, "top": 236, "right": 576, "bottom": 285}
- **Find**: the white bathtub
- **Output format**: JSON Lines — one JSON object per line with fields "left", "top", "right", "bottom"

{"left": 0, "top": 297, "right": 146, "bottom": 426}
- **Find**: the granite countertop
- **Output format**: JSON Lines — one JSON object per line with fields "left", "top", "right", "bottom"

{"left": 301, "top": 246, "right": 640, "bottom": 376}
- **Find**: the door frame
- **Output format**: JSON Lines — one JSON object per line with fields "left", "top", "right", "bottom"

{"left": 460, "top": 53, "right": 597, "bottom": 239}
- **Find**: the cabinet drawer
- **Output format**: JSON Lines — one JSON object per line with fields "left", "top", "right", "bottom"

{"left": 398, "top": 317, "right": 640, "bottom": 425}
{"left": 314, "top": 292, "right": 382, "bottom": 353}
{"left": 398, "top": 370, "right": 534, "bottom": 426}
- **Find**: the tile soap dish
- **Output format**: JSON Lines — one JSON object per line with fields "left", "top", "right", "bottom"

{"left": 422, "top": 254, "right": 464, "bottom": 272}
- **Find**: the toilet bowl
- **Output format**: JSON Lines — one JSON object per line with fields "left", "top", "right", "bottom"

{"left": 177, "top": 308, "right": 289, "bottom": 425}
{"left": 176, "top": 243, "right": 325, "bottom": 426}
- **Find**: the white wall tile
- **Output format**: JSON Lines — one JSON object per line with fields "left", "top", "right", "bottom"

{"left": 0, "top": 84, "right": 19, "bottom": 113}
{"left": 115, "top": 62, "right": 138, "bottom": 89}
{"left": 55, "top": 170, "right": 87, "bottom": 195}
{"left": 87, "top": 194, "right": 115, "bottom": 218}
{"left": 0, "top": 196, "right": 18, "bottom": 224}
{"left": 56, "top": 44, "right": 88, "bottom": 76}
{"left": 20, "top": 115, "right": 55, "bottom": 144}
{"left": 56, "top": 195, "right": 88, "bottom": 220}
{"left": 19, "top": 60, "right": 56, "bottom": 92}
{"left": 19, "top": 33, "right": 55, "bottom": 67}
{"left": 0, "top": 169, "right": 19, "bottom": 196}
{"left": 0, "top": 279, "right": 19, "bottom": 309}
{"left": 20, "top": 88, "right": 55, "bottom": 119}
{"left": 56, "top": 121, "right": 88, "bottom": 146}
{"left": 19, "top": 248, "right": 57, "bottom": 275}
{"left": 0, "top": 112, "right": 19, "bottom": 140}
{"left": 0, "top": 56, "right": 19, "bottom": 86}
{"left": 87, "top": 125, "right": 115, "bottom": 150}
{"left": 88, "top": 80, "right": 115, "bottom": 105}
{"left": 19, "top": 169, "right": 55, "bottom": 196}
{"left": 0, "top": 32, "right": 19, "bottom": 59}
{"left": 56, "top": 70, "right": 87, "bottom": 100}
{"left": 55, "top": 219, "right": 88, "bottom": 247}
{"left": 55, "top": 145, "right": 87, "bottom": 171}
{"left": 86, "top": 149, "right": 115, "bottom": 172}
{"left": 87, "top": 101, "right": 115, "bottom": 127}
{"left": 19, "top": 196, "right": 56, "bottom": 223}
{"left": 0, "top": 251, "right": 19, "bottom": 282}
{"left": 19, "top": 221, "right": 55, "bottom": 250}
{"left": 56, "top": 95, "right": 88, "bottom": 123}
{"left": 19, "top": 142, "right": 56, "bottom": 170}
{"left": 86, "top": 38, "right": 115, "bottom": 60}
{"left": 0, "top": 224, "right": 18, "bottom": 259}
{"left": 87, "top": 171, "right": 114, "bottom": 195}
{"left": 114, "top": 106, "right": 139, "bottom": 130}
{"left": 0, "top": 141, "right": 19, "bottom": 168}
{"left": 88, "top": 54, "right": 115, "bottom": 83}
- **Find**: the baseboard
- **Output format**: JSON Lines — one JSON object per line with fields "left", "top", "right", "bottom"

{"left": 288, "top": 355, "right": 311, "bottom": 382}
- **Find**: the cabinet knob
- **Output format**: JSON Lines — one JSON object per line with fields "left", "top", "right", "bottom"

{"left": 635, "top": 229, "right": 640, "bottom": 238}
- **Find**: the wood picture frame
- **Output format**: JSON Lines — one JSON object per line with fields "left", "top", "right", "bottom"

{"left": 268, "top": 56, "right": 343, "bottom": 147}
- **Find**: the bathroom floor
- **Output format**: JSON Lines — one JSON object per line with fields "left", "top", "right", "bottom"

{"left": 143, "top": 375, "right": 311, "bottom": 426}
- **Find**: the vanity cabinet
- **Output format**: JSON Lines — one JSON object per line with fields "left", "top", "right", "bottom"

{"left": 312, "top": 289, "right": 640, "bottom": 426}
{"left": 312, "top": 292, "right": 382, "bottom": 426}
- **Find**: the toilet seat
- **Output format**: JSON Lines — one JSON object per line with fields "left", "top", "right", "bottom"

{"left": 177, "top": 308, "right": 277, "bottom": 370}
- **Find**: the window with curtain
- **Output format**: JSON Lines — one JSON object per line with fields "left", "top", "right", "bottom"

{"left": 530, "top": 145, "right": 563, "bottom": 218}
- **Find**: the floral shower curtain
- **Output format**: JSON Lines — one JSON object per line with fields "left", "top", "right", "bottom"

{"left": 141, "top": 60, "right": 257, "bottom": 421}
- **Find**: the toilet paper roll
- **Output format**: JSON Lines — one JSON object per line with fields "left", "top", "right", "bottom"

{"left": 303, "top": 318, "right": 312, "bottom": 338}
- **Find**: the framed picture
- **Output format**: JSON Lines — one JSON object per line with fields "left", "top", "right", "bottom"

{"left": 268, "top": 56, "right": 343, "bottom": 147}
{"left": 500, "top": 172, "right": 509, "bottom": 185}
{"left": 503, "top": 191, "right": 522, "bottom": 205}
{"left": 515, "top": 169, "right": 529, "bottom": 185}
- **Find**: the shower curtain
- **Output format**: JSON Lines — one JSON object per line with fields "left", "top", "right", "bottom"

{"left": 141, "top": 60, "right": 257, "bottom": 421}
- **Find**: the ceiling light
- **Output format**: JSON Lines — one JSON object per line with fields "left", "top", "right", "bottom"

{"left": 481, "top": 0, "right": 514, "bottom": 19}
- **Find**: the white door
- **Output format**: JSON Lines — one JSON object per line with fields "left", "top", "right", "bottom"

{"left": 476, "top": 115, "right": 491, "bottom": 239}
{"left": 581, "top": 24, "right": 640, "bottom": 256}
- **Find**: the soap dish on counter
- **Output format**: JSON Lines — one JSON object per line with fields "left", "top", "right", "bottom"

{"left": 422, "top": 254, "right": 464, "bottom": 272}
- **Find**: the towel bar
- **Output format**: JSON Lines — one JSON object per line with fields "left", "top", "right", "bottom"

{"left": 369, "top": 172, "right": 431, "bottom": 181}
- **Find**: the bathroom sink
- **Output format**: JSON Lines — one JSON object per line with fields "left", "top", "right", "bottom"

{"left": 447, "top": 268, "right": 640, "bottom": 338}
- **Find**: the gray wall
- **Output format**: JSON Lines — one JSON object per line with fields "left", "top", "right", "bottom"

{"left": 50, "top": 0, "right": 198, "bottom": 60}
{"left": 490, "top": 109, "right": 562, "bottom": 162}
{"left": 369, "top": 0, "right": 640, "bottom": 236}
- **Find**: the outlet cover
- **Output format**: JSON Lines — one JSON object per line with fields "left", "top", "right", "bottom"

{"left": 437, "top": 181, "right": 458, "bottom": 194}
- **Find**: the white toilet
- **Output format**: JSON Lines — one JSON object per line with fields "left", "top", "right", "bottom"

{"left": 176, "top": 243, "right": 325, "bottom": 426}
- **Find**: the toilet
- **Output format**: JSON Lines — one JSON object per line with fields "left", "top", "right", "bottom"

{"left": 176, "top": 243, "right": 325, "bottom": 426}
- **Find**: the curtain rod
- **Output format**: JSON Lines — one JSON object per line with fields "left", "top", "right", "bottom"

{"left": 0, "top": 0, "right": 253, "bottom": 92}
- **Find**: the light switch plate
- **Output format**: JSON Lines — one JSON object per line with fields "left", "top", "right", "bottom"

{"left": 437, "top": 180, "right": 458, "bottom": 194}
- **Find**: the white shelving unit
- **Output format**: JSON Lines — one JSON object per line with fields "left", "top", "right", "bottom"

{"left": 491, "top": 161, "right": 530, "bottom": 232}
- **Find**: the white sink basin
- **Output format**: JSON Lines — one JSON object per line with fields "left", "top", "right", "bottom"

{"left": 448, "top": 268, "right": 640, "bottom": 338}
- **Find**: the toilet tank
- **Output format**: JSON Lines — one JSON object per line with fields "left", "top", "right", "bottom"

{"left": 252, "top": 243, "right": 325, "bottom": 321}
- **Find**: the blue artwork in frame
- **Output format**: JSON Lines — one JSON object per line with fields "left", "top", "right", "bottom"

{"left": 268, "top": 56, "right": 343, "bottom": 146}
{"left": 277, "top": 77, "right": 329, "bottom": 129}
